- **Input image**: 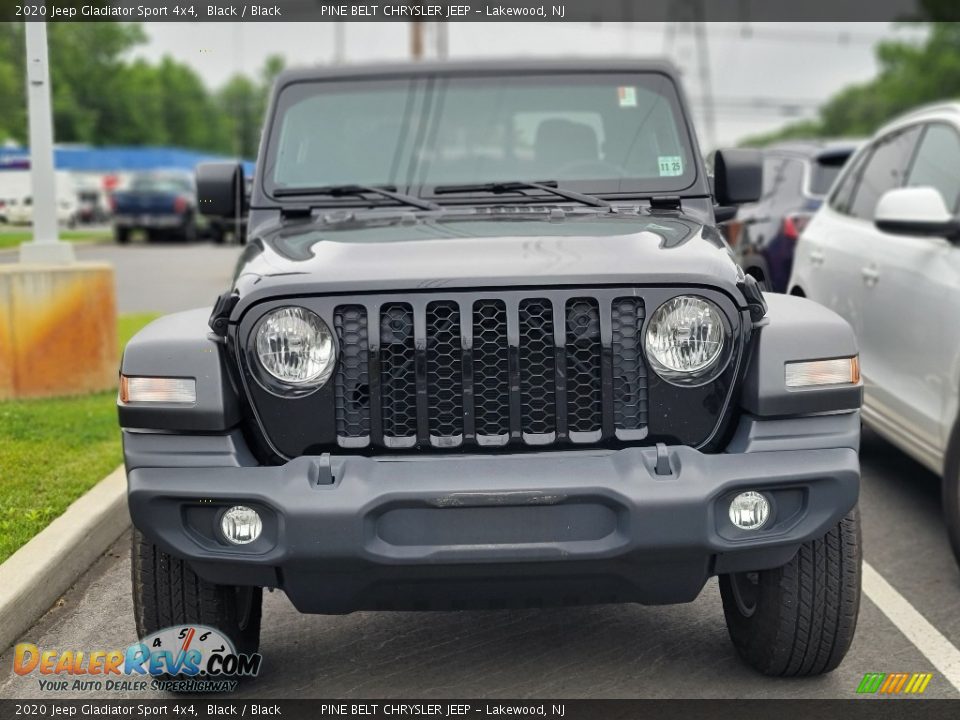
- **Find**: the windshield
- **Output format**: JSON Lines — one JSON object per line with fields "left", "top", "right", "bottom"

{"left": 263, "top": 72, "right": 697, "bottom": 199}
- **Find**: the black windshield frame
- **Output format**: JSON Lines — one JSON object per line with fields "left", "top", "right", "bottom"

{"left": 258, "top": 69, "right": 703, "bottom": 207}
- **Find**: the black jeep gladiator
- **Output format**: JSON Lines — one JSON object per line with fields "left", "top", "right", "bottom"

{"left": 119, "top": 59, "right": 863, "bottom": 676}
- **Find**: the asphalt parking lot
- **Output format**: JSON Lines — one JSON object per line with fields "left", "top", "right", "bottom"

{"left": 1, "top": 242, "right": 959, "bottom": 699}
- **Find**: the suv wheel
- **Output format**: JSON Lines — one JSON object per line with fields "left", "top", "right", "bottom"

{"left": 719, "top": 507, "right": 861, "bottom": 676}
{"left": 131, "top": 529, "right": 262, "bottom": 656}
{"left": 944, "top": 422, "right": 960, "bottom": 566}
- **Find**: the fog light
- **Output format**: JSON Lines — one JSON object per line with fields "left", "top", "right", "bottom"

{"left": 729, "top": 491, "right": 770, "bottom": 530}
{"left": 220, "top": 506, "right": 262, "bottom": 545}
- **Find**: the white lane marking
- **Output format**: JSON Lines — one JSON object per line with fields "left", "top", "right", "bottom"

{"left": 862, "top": 561, "right": 960, "bottom": 692}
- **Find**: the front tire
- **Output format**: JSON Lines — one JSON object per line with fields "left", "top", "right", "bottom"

{"left": 131, "top": 529, "right": 262, "bottom": 656}
{"left": 720, "top": 507, "right": 861, "bottom": 676}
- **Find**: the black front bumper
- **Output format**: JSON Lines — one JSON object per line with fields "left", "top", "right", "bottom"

{"left": 126, "top": 415, "right": 860, "bottom": 614}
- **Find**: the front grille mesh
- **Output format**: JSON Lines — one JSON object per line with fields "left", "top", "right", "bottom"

{"left": 518, "top": 299, "right": 556, "bottom": 438}
{"left": 611, "top": 297, "right": 648, "bottom": 434}
{"left": 333, "top": 305, "right": 371, "bottom": 445}
{"left": 426, "top": 301, "right": 464, "bottom": 444}
{"left": 379, "top": 303, "right": 417, "bottom": 445}
{"left": 473, "top": 300, "right": 510, "bottom": 441}
{"left": 564, "top": 298, "right": 603, "bottom": 435}
{"left": 333, "top": 294, "right": 649, "bottom": 450}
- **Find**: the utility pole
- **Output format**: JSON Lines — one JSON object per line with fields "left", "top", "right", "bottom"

{"left": 435, "top": 22, "right": 448, "bottom": 59}
{"left": 333, "top": 24, "right": 346, "bottom": 64}
{"left": 20, "top": 22, "right": 74, "bottom": 265}
{"left": 692, "top": 19, "right": 717, "bottom": 151}
{"left": 410, "top": 21, "right": 424, "bottom": 60}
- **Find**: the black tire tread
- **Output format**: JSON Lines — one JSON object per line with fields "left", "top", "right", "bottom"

{"left": 131, "top": 529, "right": 262, "bottom": 655}
{"left": 720, "top": 507, "right": 861, "bottom": 676}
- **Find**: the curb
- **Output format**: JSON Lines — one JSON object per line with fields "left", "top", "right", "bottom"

{"left": 0, "top": 465, "right": 130, "bottom": 652}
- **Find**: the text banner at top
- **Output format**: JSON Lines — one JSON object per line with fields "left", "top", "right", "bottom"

{"left": 2, "top": 0, "right": 955, "bottom": 22}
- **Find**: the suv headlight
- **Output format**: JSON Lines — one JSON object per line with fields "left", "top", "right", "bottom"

{"left": 254, "top": 306, "right": 335, "bottom": 391}
{"left": 645, "top": 296, "right": 729, "bottom": 386}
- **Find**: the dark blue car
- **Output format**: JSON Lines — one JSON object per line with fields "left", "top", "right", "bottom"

{"left": 726, "top": 140, "right": 861, "bottom": 293}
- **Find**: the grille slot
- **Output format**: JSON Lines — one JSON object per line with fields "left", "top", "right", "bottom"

{"left": 519, "top": 298, "right": 557, "bottom": 440}
{"left": 426, "top": 301, "right": 464, "bottom": 447}
{"left": 611, "top": 298, "right": 648, "bottom": 440}
{"left": 331, "top": 294, "right": 652, "bottom": 450}
{"left": 564, "top": 298, "right": 603, "bottom": 439}
{"left": 379, "top": 302, "right": 417, "bottom": 447}
{"left": 333, "top": 305, "right": 371, "bottom": 448}
{"left": 473, "top": 300, "right": 510, "bottom": 444}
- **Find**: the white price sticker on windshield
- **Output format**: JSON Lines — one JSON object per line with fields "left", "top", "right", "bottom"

{"left": 617, "top": 86, "right": 637, "bottom": 107}
{"left": 658, "top": 156, "right": 684, "bottom": 177}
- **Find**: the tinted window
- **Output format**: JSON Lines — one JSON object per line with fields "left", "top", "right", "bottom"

{"left": 266, "top": 73, "right": 695, "bottom": 195}
{"left": 130, "top": 175, "right": 193, "bottom": 193}
{"left": 809, "top": 162, "right": 844, "bottom": 196}
{"left": 906, "top": 123, "right": 960, "bottom": 213}
{"left": 847, "top": 127, "right": 922, "bottom": 220}
{"left": 758, "top": 156, "right": 803, "bottom": 210}
{"left": 829, "top": 149, "right": 869, "bottom": 214}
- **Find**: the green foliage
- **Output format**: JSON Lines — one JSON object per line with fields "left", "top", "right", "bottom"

{"left": 0, "top": 312, "right": 160, "bottom": 564}
{"left": 0, "top": 22, "right": 283, "bottom": 157}
{"left": 0, "top": 228, "right": 113, "bottom": 250}
{"left": 741, "top": 23, "right": 960, "bottom": 146}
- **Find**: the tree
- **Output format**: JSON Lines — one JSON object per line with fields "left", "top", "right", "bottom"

{"left": 0, "top": 22, "right": 282, "bottom": 159}
{"left": 742, "top": 23, "right": 960, "bottom": 146}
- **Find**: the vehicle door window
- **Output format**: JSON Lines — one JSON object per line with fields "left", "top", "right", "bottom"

{"left": 828, "top": 148, "right": 870, "bottom": 215}
{"left": 847, "top": 126, "right": 922, "bottom": 220}
{"left": 906, "top": 123, "right": 960, "bottom": 214}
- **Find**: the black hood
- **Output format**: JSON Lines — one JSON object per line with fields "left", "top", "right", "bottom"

{"left": 231, "top": 209, "right": 746, "bottom": 314}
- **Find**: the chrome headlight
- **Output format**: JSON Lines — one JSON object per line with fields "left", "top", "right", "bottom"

{"left": 645, "top": 296, "right": 729, "bottom": 386}
{"left": 254, "top": 306, "right": 335, "bottom": 391}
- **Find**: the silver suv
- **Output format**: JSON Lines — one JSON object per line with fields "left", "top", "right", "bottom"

{"left": 789, "top": 102, "right": 960, "bottom": 562}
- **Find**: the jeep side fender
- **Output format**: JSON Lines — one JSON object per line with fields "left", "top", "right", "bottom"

{"left": 741, "top": 294, "right": 862, "bottom": 417}
{"left": 118, "top": 309, "right": 241, "bottom": 431}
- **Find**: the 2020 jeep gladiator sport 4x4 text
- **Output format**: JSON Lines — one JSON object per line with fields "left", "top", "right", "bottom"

{"left": 119, "top": 59, "right": 864, "bottom": 677}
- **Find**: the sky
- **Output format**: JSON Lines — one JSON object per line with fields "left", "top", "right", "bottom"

{"left": 138, "top": 21, "right": 929, "bottom": 147}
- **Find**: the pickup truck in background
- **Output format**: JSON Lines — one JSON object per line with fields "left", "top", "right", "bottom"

{"left": 111, "top": 170, "right": 203, "bottom": 244}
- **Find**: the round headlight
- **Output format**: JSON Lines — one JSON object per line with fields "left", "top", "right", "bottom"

{"left": 645, "top": 296, "right": 728, "bottom": 385}
{"left": 255, "top": 306, "right": 335, "bottom": 389}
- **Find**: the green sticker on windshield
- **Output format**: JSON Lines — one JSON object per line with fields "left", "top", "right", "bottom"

{"left": 658, "top": 156, "right": 683, "bottom": 177}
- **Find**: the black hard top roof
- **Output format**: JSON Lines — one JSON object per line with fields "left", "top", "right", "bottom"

{"left": 273, "top": 57, "right": 682, "bottom": 86}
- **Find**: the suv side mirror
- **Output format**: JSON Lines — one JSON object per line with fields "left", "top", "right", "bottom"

{"left": 714, "top": 149, "right": 762, "bottom": 206}
{"left": 875, "top": 187, "right": 960, "bottom": 241}
{"left": 197, "top": 162, "right": 245, "bottom": 218}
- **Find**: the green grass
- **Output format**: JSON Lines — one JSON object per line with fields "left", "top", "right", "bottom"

{"left": 0, "top": 312, "right": 160, "bottom": 563}
{"left": 0, "top": 228, "right": 113, "bottom": 250}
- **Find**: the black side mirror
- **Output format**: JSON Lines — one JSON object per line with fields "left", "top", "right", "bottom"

{"left": 714, "top": 148, "right": 762, "bottom": 206}
{"left": 197, "top": 162, "right": 245, "bottom": 218}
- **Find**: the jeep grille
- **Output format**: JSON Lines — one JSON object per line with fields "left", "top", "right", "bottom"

{"left": 331, "top": 293, "right": 649, "bottom": 450}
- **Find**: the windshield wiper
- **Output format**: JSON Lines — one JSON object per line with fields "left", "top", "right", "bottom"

{"left": 433, "top": 180, "right": 612, "bottom": 209}
{"left": 273, "top": 184, "right": 440, "bottom": 211}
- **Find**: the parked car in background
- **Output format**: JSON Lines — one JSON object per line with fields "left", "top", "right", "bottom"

{"left": 789, "top": 103, "right": 960, "bottom": 564}
{"left": 0, "top": 169, "right": 79, "bottom": 227}
{"left": 111, "top": 170, "right": 202, "bottom": 243}
{"left": 726, "top": 140, "right": 860, "bottom": 292}
{"left": 75, "top": 186, "right": 110, "bottom": 224}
